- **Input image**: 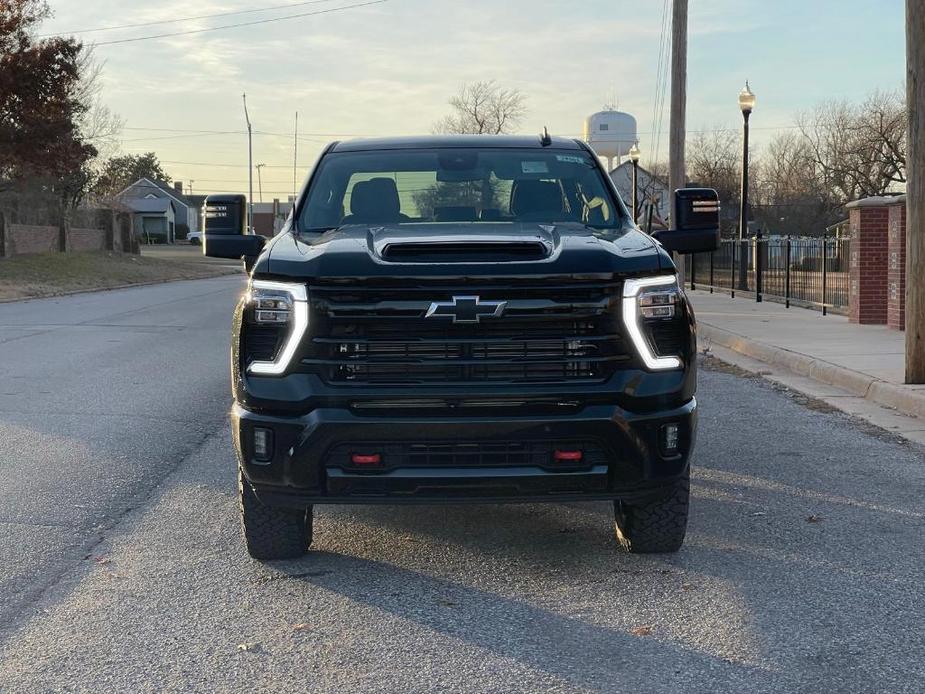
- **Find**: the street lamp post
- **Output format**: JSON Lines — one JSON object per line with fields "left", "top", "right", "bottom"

{"left": 737, "top": 82, "right": 756, "bottom": 291}
{"left": 242, "top": 93, "right": 254, "bottom": 234}
{"left": 628, "top": 141, "right": 641, "bottom": 222}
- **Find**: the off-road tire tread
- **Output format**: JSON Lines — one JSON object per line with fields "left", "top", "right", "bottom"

{"left": 239, "top": 470, "right": 312, "bottom": 560}
{"left": 613, "top": 471, "right": 689, "bottom": 553}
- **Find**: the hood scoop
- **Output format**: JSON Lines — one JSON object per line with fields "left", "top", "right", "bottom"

{"left": 372, "top": 225, "right": 556, "bottom": 263}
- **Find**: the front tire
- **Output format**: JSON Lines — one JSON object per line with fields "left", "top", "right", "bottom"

{"left": 239, "top": 470, "right": 312, "bottom": 560}
{"left": 613, "top": 471, "right": 689, "bottom": 553}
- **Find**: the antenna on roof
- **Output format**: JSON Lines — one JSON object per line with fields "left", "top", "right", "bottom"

{"left": 540, "top": 127, "right": 552, "bottom": 147}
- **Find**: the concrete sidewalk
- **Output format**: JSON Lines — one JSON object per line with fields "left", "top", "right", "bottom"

{"left": 689, "top": 290, "right": 925, "bottom": 421}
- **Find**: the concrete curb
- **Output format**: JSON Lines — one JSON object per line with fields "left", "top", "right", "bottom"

{"left": 698, "top": 323, "right": 925, "bottom": 420}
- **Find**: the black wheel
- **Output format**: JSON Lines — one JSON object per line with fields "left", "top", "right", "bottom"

{"left": 238, "top": 469, "right": 312, "bottom": 560}
{"left": 613, "top": 470, "right": 689, "bottom": 553}
{"left": 189, "top": 237, "right": 201, "bottom": 246}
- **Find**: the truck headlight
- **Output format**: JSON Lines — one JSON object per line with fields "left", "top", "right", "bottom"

{"left": 245, "top": 280, "right": 308, "bottom": 376}
{"left": 622, "top": 275, "right": 683, "bottom": 371}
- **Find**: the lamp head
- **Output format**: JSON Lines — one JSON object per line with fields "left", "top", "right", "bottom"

{"left": 628, "top": 141, "right": 641, "bottom": 163}
{"left": 738, "top": 81, "right": 756, "bottom": 114}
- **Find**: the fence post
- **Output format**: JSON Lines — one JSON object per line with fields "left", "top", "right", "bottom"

{"left": 690, "top": 253, "right": 697, "bottom": 291}
{"left": 785, "top": 235, "right": 791, "bottom": 308}
{"left": 821, "top": 233, "right": 828, "bottom": 316}
{"left": 730, "top": 239, "right": 736, "bottom": 299}
{"left": 709, "top": 248, "right": 714, "bottom": 294}
{"left": 0, "top": 211, "right": 6, "bottom": 258}
{"left": 755, "top": 229, "right": 763, "bottom": 303}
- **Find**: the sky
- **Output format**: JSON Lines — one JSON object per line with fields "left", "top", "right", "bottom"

{"left": 43, "top": 0, "right": 907, "bottom": 200}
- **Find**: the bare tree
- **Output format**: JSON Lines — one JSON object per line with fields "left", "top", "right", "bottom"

{"left": 76, "top": 48, "right": 124, "bottom": 165}
{"left": 797, "top": 90, "right": 905, "bottom": 201}
{"left": 756, "top": 131, "right": 839, "bottom": 235}
{"left": 433, "top": 81, "right": 527, "bottom": 135}
{"left": 687, "top": 129, "right": 742, "bottom": 234}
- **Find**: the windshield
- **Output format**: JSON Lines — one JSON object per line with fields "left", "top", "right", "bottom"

{"left": 299, "top": 148, "right": 625, "bottom": 232}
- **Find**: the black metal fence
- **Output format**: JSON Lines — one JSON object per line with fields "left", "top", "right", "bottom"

{"left": 685, "top": 235, "right": 851, "bottom": 315}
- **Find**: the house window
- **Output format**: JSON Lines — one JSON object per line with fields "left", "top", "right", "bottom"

{"left": 600, "top": 124, "right": 609, "bottom": 131}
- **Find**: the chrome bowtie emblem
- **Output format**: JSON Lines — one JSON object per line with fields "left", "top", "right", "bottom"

{"left": 425, "top": 296, "right": 507, "bottom": 323}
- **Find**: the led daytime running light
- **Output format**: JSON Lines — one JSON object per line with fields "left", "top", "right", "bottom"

{"left": 246, "top": 280, "right": 308, "bottom": 376}
{"left": 622, "top": 275, "right": 682, "bottom": 370}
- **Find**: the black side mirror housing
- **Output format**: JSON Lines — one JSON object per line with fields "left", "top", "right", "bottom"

{"left": 651, "top": 188, "right": 721, "bottom": 254}
{"left": 203, "top": 234, "right": 266, "bottom": 262}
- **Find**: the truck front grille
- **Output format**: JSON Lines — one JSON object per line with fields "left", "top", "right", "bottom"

{"left": 302, "top": 281, "right": 630, "bottom": 385}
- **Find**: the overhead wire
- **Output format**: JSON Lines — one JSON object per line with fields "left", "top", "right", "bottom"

{"left": 91, "top": 0, "right": 389, "bottom": 46}
{"left": 40, "top": 0, "right": 341, "bottom": 36}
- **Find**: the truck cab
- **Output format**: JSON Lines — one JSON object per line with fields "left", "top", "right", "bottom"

{"left": 207, "top": 135, "right": 719, "bottom": 560}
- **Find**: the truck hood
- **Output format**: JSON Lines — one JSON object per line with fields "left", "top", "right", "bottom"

{"left": 259, "top": 222, "right": 670, "bottom": 280}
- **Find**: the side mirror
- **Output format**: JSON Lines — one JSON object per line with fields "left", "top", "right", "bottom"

{"left": 651, "top": 188, "right": 721, "bottom": 254}
{"left": 203, "top": 234, "right": 266, "bottom": 261}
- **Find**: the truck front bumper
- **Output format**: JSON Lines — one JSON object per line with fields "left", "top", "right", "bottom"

{"left": 233, "top": 399, "right": 696, "bottom": 507}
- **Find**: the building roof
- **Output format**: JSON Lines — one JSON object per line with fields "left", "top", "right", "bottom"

{"left": 332, "top": 134, "right": 584, "bottom": 152}
{"left": 609, "top": 160, "right": 667, "bottom": 186}
{"left": 124, "top": 198, "right": 174, "bottom": 214}
{"left": 119, "top": 178, "right": 191, "bottom": 208}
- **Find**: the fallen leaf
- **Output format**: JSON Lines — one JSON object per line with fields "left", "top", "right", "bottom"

{"left": 806, "top": 515, "right": 823, "bottom": 523}
{"left": 437, "top": 599, "right": 457, "bottom": 607}
{"left": 681, "top": 583, "right": 694, "bottom": 591}
{"left": 237, "top": 642, "right": 262, "bottom": 653}
{"left": 292, "top": 623, "right": 311, "bottom": 632}
{"left": 631, "top": 625, "right": 653, "bottom": 637}
{"left": 94, "top": 556, "right": 111, "bottom": 565}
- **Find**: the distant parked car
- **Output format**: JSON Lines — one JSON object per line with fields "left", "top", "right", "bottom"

{"left": 187, "top": 230, "right": 203, "bottom": 246}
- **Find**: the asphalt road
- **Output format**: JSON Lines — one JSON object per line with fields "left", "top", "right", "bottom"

{"left": 1, "top": 279, "right": 924, "bottom": 693}
{"left": 0, "top": 276, "right": 244, "bottom": 629}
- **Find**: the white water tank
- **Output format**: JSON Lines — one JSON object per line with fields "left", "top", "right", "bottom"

{"left": 583, "top": 110, "right": 637, "bottom": 171}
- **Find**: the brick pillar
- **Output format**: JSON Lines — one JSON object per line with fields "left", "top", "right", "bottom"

{"left": 887, "top": 196, "right": 907, "bottom": 330}
{"left": 847, "top": 197, "right": 890, "bottom": 324}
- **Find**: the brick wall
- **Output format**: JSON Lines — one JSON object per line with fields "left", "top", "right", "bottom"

{"left": 5, "top": 224, "right": 60, "bottom": 256}
{"left": 0, "top": 210, "right": 134, "bottom": 257}
{"left": 847, "top": 201, "right": 890, "bottom": 324}
{"left": 68, "top": 227, "right": 107, "bottom": 252}
{"left": 887, "top": 198, "right": 907, "bottom": 330}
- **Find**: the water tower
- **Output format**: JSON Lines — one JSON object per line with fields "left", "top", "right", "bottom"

{"left": 583, "top": 109, "right": 638, "bottom": 171}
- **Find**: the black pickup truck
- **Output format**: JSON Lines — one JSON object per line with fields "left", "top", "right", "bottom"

{"left": 205, "top": 135, "right": 719, "bottom": 560}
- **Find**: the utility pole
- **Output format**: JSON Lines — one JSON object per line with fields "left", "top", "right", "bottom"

{"left": 293, "top": 111, "right": 299, "bottom": 200}
{"left": 256, "top": 164, "right": 266, "bottom": 203}
{"left": 242, "top": 93, "right": 254, "bottom": 234}
{"left": 668, "top": 0, "right": 688, "bottom": 282}
{"left": 907, "top": 0, "right": 925, "bottom": 383}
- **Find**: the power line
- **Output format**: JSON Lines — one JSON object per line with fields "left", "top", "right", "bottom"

{"left": 652, "top": 0, "right": 672, "bottom": 168}
{"left": 93, "top": 0, "right": 389, "bottom": 46}
{"left": 41, "top": 0, "right": 340, "bottom": 37}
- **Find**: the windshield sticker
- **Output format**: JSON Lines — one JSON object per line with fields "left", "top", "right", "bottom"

{"left": 521, "top": 161, "right": 549, "bottom": 174}
{"left": 555, "top": 155, "right": 586, "bottom": 164}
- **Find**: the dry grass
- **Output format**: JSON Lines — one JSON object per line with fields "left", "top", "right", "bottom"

{"left": 0, "top": 251, "right": 239, "bottom": 301}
